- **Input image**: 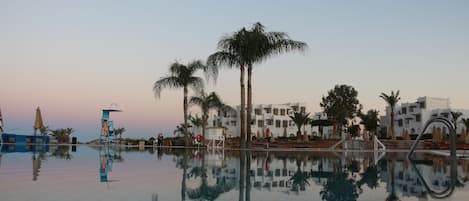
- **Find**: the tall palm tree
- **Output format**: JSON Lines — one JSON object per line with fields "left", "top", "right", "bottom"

{"left": 380, "top": 90, "right": 401, "bottom": 140}
{"left": 208, "top": 28, "right": 250, "bottom": 148}
{"left": 244, "top": 23, "right": 307, "bottom": 147}
{"left": 289, "top": 112, "right": 311, "bottom": 142}
{"left": 190, "top": 90, "right": 225, "bottom": 144}
{"left": 153, "top": 60, "right": 216, "bottom": 146}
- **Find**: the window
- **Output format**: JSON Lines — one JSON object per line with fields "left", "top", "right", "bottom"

{"left": 282, "top": 120, "right": 288, "bottom": 128}
{"left": 402, "top": 107, "right": 407, "bottom": 114}
{"left": 398, "top": 119, "right": 403, "bottom": 127}
{"left": 225, "top": 121, "right": 229, "bottom": 126}
{"left": 275, "top": 120, "right": 281, "bottom": 128}
{"left": 289, "top": 120, "right": 294, "bottom": 126}
{"left": 292, "top": 106, "right": 298, "bottom": 111}
{"left": 255, "top": 109, "right": 262, "bottom": 115}
{"left": 416, "top": 114, "right": 421, "bottom": 122}
{"left": 258, "top": 120, "right": 264, "bottom": 127}
{"left": 441, "top": 113, "right": 449, "bottom": 118}
{"left": 264, "top": 108, "right": 271, "bottom": 113}
{"left": 231, "top": 121, "right": 237, "bottom": 126}
{"left": 267, "top": 119, "right": 273, "bottom": 126}
{"left": 419, "top": 101, "right": 426, "bottom": 109}
{"left": 280, "top": 109, "right": 285, "bottom": 116}
{"left": 251, "top": 119, "right": 256, "bottom": 125}
{"left": 300, "top": 107, "right": 306, "bottom": 113}
{"left": 273, "top": 108, "right": 279, "bottom": 115}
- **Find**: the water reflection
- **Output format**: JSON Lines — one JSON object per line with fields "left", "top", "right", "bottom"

{"left": 170, "top": 150, "right": 469, "bottom": 201}
{"left": 1, "top": 146, "right": 469, "bottom": 201}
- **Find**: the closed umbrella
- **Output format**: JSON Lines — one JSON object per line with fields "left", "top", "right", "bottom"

{"left": 0, "top": 108, "right": 4, "bottom": 134}
{"left": 34, "top": 107, "right": 44, "bottom": 136}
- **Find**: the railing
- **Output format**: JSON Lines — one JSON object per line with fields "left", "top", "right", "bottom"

{"left": 407, "top": 117, "right": 457, "bottom": 159}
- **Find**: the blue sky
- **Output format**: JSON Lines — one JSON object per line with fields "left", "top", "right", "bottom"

{"left": 1, "top": 0, "right": 468, "bottom": 141}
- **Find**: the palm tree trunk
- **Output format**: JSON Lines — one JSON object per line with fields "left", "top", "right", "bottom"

{"left": 239, "top": 150, "right": 246, "bottom": 201}
{"left": 247, "top": 64, "right": 253, "bottom": 148}
{"left": 240, "top": 65, "right": 246, "bottom": 148}
{"left": 245, "top": 151, "right": 252, "bottom": 201}
{"left": 181, "top": 150, "right": 188, "bottom": 201}
{"left": 184, "top": 86, "right": 190, "bottom": 146}
{"left": 202, "top": 114, "right": 207, "bottom": 145}
{"left": 390, "top": 110, "right": 395, "bottom": 140}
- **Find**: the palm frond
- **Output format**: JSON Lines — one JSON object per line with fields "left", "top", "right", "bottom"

{"left": 153, "top": 76, "right": 182, "bottom": 98}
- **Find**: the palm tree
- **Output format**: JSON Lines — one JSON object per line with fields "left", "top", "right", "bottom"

{"left": 189, "top": 90, "right": 226, "bottom": 144}
{"left": 153, "top": 60, "right": 216, "bottom": 146}
{"left": 114, "top": 127, "right": 126, "bottom": 143}
{"left": 359, "top": 110, "right": 380, "bottom": 140}
{"left": 174, "top": 123, "right": 187, "bottom": 137}
{"left": 244, "top": 23, "right": 307, "bottom": 147}
{"left": 209, "top": 23, "right": 307, "bottom": 148}
{"left": 289, "top": 112, "right": 311, "bottom": 142}
{"left": 289, "top": 158, "right": 310, "bottom": 193}
{"left": 189, "top": 115, "right": 203, "bottom": 135}
{"left": 208, "top": 29, "right": 249, "bottom": 148}
{"left": 380, "top": 90, "right": 401, "bottom": 140}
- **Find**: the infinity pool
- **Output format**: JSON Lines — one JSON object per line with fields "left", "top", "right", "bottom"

{"left": 1, "top": 145, "right": 468, "bottom": 201}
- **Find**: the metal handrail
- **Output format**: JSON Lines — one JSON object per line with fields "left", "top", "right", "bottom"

{"left": 408, "top": 158, "right": 457, "bottom": 199}
{"left": 407, "top": 117, "right": 457, "bottom": 159}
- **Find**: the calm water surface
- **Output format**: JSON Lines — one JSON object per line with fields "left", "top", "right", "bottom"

{"left": 1, "top": 145, "right": 469, "bottom": 201}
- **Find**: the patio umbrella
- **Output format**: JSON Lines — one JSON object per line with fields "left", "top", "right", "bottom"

{"left": 34, "top": 107, "right": 44, "bottom": 136}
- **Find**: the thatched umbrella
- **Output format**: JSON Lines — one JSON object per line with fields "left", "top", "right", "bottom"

{"left": 303, "top": 131, "right": 308, "bottom": 142}
{"left": 256, "top": 130, "right": 260, "bottom": 139}
{"left": 33, "top": 107, "right": 44, "bottom": 137}
{"left": 459, "top": 128, "right": 466, "bottom": 143}
{"left": 465, "top": 128, "right": 469, "bottom": 144}
{"left": 432, "top": 126, "right": 437, "bottom": 143}
{"left": 283, "top": 128, "right": 287, "bottom": 137}
{"left": 403, "top": 129, "right": 410, "bottom": 140}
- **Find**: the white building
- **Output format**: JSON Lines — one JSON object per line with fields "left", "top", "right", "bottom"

{"left": 380, "top": 97, "right": 469, "bottom": 137}
{"left": 208, "top": 102, "right": 315, "bottom": 139}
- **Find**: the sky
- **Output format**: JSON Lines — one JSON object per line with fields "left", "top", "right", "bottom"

{"left": 1, "top": 0, "right": 468, "bottom": 141}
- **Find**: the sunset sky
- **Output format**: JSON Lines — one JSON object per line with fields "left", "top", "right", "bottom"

{"left": 1, "top": 0, "right": 468, "bottom": 141}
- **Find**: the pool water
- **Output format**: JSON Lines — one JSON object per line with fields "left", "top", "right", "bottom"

{"left": 1, "top": 145, "right": 469, "bottom": 201}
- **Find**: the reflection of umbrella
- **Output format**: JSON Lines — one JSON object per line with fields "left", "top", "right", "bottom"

{"left": 0, "top": 108, "right": 4, "bottom": 134}
{"left": 34, "top": 107, "right": 44, "bottom": 136}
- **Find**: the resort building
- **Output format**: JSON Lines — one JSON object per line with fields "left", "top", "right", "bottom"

{"left": 380, "top": 97, "right": 469, "bottom": 137}
{"left": 207, "top": 102, "right": 314, "bottom": 139}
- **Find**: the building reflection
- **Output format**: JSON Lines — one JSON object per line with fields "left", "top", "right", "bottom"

{"left": 173, "top": 150, "right": 468, "bottom": 201}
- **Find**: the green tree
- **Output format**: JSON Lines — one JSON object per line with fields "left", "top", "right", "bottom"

{"left": 208, "top": 22, "right": 307, "bottom": 148}
{"left": 190, "top": 90, "right": 226, "bottom": 144}
{"left": 153, "top": 60, "right": 216, "bottom": 146}
{"left": 243, "top": 23, "right": 307, "bottom": 147}
{"left": 189, "top": 115, "right": 203, "bottom": 134}
{"left": 347, "top": 124, "right": 360, "bottom": 139}
{"left": 359, "top": 109, "right": 380, "bottom": 140}
{"left": 114, "top": 127, "right": 126, "bottom": 143}
{"left": 380, "top": 90, "right": 401, "bottom": 140}
{"left": 320, "top": 85, "right": 360, "bottom": 138}
{"left": 289, "top": 112, "right": 311, "bottom": 141}
{"left": 289, "top": 158, "right": 310, "bottom": 193}
{"left": 174, "top": 123, "right": 188, "bottom": 137}
{"left": 208, "top": 29, "right": 249, "bottom": 148}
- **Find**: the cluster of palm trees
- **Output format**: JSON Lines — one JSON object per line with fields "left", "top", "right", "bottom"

{"left": 154, "top": 22, "right": 307, "bottom": 147}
